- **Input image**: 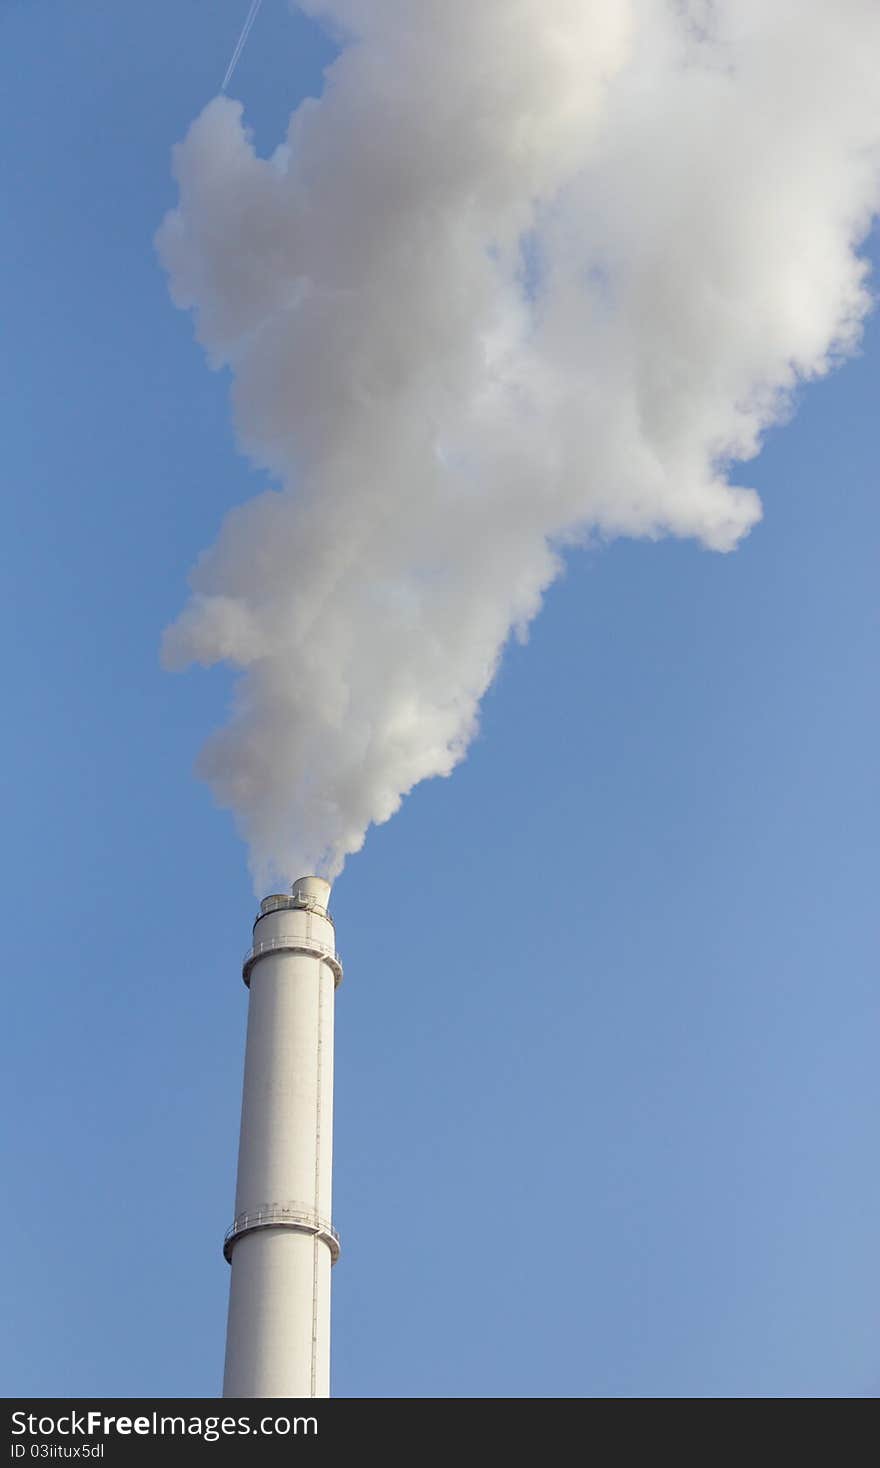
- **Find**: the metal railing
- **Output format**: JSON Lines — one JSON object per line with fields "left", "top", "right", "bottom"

{"left": 260, "top": 886, "right": 336, "bottom": 921}
{"left": 242, "top": 934, "right": 343, "bottom": 988}
{"left": 259, "top": 892, "right": 331, "bottom": 917}
{"left": 223, "top": 1201, "right": 340, "bottom": 1264}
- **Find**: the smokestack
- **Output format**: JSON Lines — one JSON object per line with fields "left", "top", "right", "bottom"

{"left": 222, "top": 876, "right": 342, "bottom": 1398}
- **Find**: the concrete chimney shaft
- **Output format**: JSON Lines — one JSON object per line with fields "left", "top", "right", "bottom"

{"left": 222, "top": 878, "right": 342, "bottom": 1398}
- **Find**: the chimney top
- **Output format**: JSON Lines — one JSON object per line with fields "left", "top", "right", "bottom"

{"left": 291, "top": 875, "right": 332, "bottom": 914}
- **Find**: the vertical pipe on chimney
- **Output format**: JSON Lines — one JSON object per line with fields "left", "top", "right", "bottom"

{"left": 222, "top": 876, "right": 341, "bottom": 1398}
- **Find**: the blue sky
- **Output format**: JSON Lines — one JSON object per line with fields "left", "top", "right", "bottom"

{"left": 2, "top": 2, "right": 878, "bottom": 1398}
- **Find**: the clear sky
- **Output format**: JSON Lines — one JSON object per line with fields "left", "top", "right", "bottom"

{"left": 2, "top": 2, "right": 878, "bottom": 1399}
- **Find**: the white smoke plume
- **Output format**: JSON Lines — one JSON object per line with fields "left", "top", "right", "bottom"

{"left": 158, "top": 0, "right": 880, "bottom": 889}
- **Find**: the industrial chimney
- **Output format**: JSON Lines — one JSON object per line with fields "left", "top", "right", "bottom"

{"left": 222, "top": 876, "right": 342, "bottom": 1398}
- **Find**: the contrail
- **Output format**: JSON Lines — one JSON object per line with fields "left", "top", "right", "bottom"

{"left": 221, "top": 0, "right": 262, "bottom": 91}
{"left": 221, "top": 0, "right": 263, "bottom": 93}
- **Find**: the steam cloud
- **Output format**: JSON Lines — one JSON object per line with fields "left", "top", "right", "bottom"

{"left": 158, "top": 0, "right": 880, "bottom": 889}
